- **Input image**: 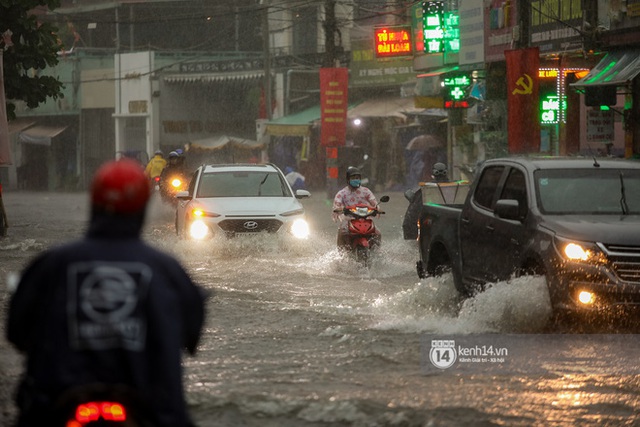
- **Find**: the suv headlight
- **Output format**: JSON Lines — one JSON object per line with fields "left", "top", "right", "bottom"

{"left": 189, "top": 220, "right": 210, "bottom": 240}
{"left": 290, "top": 218, "right": 310, "bottom": 239}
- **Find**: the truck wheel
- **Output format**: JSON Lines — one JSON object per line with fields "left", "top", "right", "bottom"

{"left": 519, "top": 262, "right": 557, "bottom": 329}
{"left": 431, "top": 254, "right": 468, "bottom": 298}
{"left": 416, "top": 260, "right": 427, "bottom": 279}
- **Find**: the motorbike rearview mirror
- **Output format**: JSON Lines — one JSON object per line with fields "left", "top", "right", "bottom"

{"left": 176, "top": 190, "right": 191, "bottom": 200}
{"left": 379, "top": 195, "right": 390, "bottom": 203}
{"left": 404, "top": 189, "right": 415, "bottom": 202}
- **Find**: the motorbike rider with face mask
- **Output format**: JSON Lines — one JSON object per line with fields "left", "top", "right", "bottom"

{"left": 332, "top": 166, "right": 380, "bottom": 249}
{"left": 6, "top": 159, "right": 207, "bottom": 427}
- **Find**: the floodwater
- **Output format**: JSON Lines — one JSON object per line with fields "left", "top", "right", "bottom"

{"left": 1, "top": 191, "right": 639, "bottom": 426}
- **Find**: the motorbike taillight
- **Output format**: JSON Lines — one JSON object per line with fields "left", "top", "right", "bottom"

{"left": 70, "top": 401, "right": 127, "bottom": 425}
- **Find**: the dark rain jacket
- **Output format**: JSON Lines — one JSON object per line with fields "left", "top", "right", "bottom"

{"left": 6, "top": 210, "right": 207, "bottom": 427}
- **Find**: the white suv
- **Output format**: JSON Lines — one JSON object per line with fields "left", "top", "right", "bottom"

{"left": 175, "top": 163, "right": 311, "bottom": 240}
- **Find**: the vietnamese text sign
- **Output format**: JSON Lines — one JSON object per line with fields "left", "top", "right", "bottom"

{"left": 587, "top": 110, "right": 614, "bottom": 143}
{"left": 320, "top": 68, "right": 348, "bottom": 147}
{"left": 374, "top": 26, "right": 412, "bottom": 58}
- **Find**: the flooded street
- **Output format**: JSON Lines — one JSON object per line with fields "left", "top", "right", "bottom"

{"left": 1, "top": 191, "right": 639, "bottom": 426}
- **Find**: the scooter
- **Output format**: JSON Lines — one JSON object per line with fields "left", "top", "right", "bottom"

{"left": 334, "top": 195, "right": 389, "bottom": 266}
{"left": 158, "top": 172, "right": 187, "bottom": 205}
{"left": 152, "top": 175, "right": 161, "bottom": 191}
{"left": 52, "top": 383, "right": 154, "bottom": 426}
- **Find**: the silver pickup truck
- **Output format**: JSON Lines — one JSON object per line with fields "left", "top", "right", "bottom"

{"left": 416, "top": 157, "right": 640, "bottom": 317}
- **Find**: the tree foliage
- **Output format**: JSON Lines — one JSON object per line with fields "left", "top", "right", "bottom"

{"left": 1, "top": 0, "right": 64, "bottom": 120}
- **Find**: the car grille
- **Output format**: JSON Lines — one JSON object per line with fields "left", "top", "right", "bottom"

{"left": 218, "top": 218, "right": 283, "bottom": 234}
{"left": 601, "top": 243, "right": 640, "bottom": 284}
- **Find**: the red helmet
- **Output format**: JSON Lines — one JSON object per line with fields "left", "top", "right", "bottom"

{"left": 91, "top": 159, "right": 150, "bottom": 214}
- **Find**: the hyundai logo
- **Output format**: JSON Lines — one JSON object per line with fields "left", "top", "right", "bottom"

{"left": 243, "top": 221, "right": 259, "bottom": 230}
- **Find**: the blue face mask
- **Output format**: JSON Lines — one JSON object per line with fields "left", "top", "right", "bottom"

{"left": 349, "top": 179, "right": 361, "bottom": 188}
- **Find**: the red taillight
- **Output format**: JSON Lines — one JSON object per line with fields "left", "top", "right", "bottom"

{"left": 154, "top": 176, "right": 160, "bottom": 183}
{"left": 75, "top": 403, "right": 100, "bottom": 423}
{"left": 101, "top": 402, "right": 126, "bottom": 421}
{"left": 69, "top": 401, "right": 127, "bottom": 426}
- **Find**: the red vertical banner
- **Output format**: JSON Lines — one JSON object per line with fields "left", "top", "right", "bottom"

{"left": 505, "top": 47, "right": 540, "bottom": 154}
{"left": 320, "top": 68, "right": 348, "bottom": 147}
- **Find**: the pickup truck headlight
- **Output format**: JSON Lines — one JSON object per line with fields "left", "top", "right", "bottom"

{"left": 564, "top": 243, "right": 592, "bottom": 261}
{"left": 554, "top": 237, "right": 604, "bottom": 263}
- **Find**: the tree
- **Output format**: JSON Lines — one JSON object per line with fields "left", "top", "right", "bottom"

{"left": 1, "top": 0, "right": 64, "bottom": 120}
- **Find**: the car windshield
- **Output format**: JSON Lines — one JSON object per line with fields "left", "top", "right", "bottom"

{"left": 535, "top": 168, "right": 640, "bottom": 214}
{"left": 197, "top": 171, "right": 291, "bottom": 198}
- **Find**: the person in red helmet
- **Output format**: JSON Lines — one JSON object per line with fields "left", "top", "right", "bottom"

{"left": 6, "top": 159, "right": 207, "bottom": 427}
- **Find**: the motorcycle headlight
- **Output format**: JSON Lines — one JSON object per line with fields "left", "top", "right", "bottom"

{"left": 290, "top": 218, "right": 310, "bottom": 239}
{"left": 171, "top": 178, "right": 182, "bottom": 188}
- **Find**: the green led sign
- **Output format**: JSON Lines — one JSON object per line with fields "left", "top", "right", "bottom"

{"left": 444, "top": 10, "right": 460, "bottom": 52}
{"left": 422, "top": 1, "right": 460, "bottom": 54}
{"left": 443, "top": 73, "right": 471, "bottom": 108}
{"left": 423, "top": 1, "right": 444, "bottom": 53}
{"left": 541, "top": 94, "right": 560, "bottom": 124}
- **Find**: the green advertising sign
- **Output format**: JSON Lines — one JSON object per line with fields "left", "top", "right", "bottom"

{"left": 422, "top": 1, "right": 460, "bottom": 54}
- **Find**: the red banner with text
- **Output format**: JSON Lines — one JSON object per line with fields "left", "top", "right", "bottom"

{"left": 505, "top": 47, "right": 540, "bottom": 154}
{"left": 320, "top": 68, "right": 348, "bottom": 147}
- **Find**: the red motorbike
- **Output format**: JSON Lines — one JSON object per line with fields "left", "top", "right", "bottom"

{"left": 334, "top": 195, "right": 389, "bottom": 266}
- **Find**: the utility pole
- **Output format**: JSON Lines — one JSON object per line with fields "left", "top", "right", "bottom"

{"left": 262, "top": 0, "right": 272, "bottom": 120}
{"left": 323, "top": 0, "right": 337, "bottom": 68}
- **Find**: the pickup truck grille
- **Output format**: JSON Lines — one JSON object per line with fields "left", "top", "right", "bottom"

{"left": 601, "top": 244, "right": 640, "bottom": 283}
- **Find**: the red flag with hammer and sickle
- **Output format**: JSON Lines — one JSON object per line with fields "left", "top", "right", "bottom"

{"left": 505, "top": 47, "right": 540, "bottom": 154}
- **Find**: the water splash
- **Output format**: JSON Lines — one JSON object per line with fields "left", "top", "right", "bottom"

{"left": 369, "top": 274, "right": 553, "bottom": 334}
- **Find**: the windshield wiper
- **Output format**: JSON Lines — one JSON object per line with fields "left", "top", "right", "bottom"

{"left": 619, "top": 171, "right": 629, "bottom": 215}
{"left": 258, "top": 173, "right": 269, "bottom": 196}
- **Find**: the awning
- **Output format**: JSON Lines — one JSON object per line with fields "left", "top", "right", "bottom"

{"left": 408, "top": 108, "right": 447, "bottom": 118}
{"left": 416, "top": 66, "right": 459, "bottom": 78}
{"left": 19, "top": 125, "right": 68, "bottom": 146}
{"left": 189, "top": 135, "right": 265, "bottom": 151}
{"left": 572, "top": 49, "right": 640, "bottom": 87}
{"left": 347, "top": 97, "right": 421, "bottom": 119}
{"left": 163, "top": 70, "right": 264, "bottom": 84}
{"left": 8, "top": 119, "right": 36, "bottom": 134}
{"left": 265, "top": 105, "right": 322, "bottom": 137}
{"left": 265, "top": 98, "right": 423, "bottom": 136}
